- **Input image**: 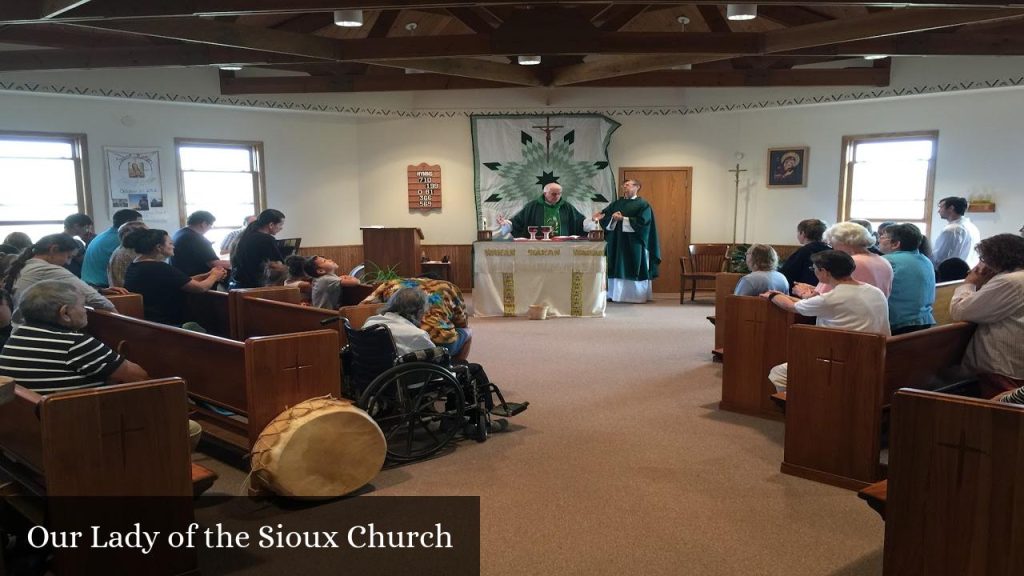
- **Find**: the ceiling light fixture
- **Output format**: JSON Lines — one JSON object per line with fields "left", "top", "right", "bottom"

{"left": 676, "top": 16, "right": 690, "bottom": 32}
{"left": 726, "top": 4, "right": 758, "bottom": 21}
{"left": 218, "top": 65, "right": 243, "bottom": 71}
{"left": 334, "top": 9, "right": 364, "bottom": 27}
{"left": 518, "top": 55, "right": 542, "bottom": 66}
{"left": 863, "top": 54, "right": 888, "bottom": 60}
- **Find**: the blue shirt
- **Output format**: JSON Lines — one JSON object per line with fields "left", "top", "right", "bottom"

{"left": 80, "top": 226, "right": 121, "bottom": 287}
{"left": 734, "top": 270, "right": 790, "bottom": 297}
{"left": 883, "top": 250, "right": 936, "bottom": 329}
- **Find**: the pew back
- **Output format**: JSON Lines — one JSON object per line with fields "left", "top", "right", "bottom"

{"left": 933, "top": 279, "right": 963, "bottom": 326}
{"left": 713, "top": 273, "right": 743, "bottom": 353}
{"left": 106, "top": 293, "right": 144, "bottom": 318}
{"left": 183, "top": 290, "right": 231, "bottom": 337}
{"left": 86, "top": 309, "right": 340, "bottom": 450}
{"left": 885, "top": 390, "right": 1024, "bottom": 576}
{"left": 720, "top": 295, "right": 800, "bottom": 419}
{"left": 782, "top": 322, "right": 975, "bottom": 489}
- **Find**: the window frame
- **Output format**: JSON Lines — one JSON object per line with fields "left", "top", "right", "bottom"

{"left": 0, "top": 129, "right": 91, "bottom": 228}
{"left": 173, "top": 137, "right": 267, "bottom": 227}
{"left": 837, "top": 130, "right": 939, "bottom": 235}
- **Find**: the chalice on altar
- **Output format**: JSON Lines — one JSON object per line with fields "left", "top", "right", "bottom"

{"left": 527, "top": 226, "right": 539, "bottom": 240}
{"left": 541, "top": 226, "right": 553, "bottom": 240}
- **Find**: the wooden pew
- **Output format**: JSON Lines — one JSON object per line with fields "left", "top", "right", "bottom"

{"left": 719, "top": 295, "right": 810, "bottom": 420}
{"left": 0, "top": 378, "right": 197, "bottom": 575}
{"left": 85, "top": 309, "right": 340, "bottom": 453}
{"left": 933, "top": 279, "right": 963, "bottom": 326}
{"left": 710, "top": 273, "right": 743, "bottom": 360}
{"left": 883, "top": 389, "right": 1024, "bottom": 576}
{"left": 106, "top": 293, "right": 144, "bottom": 318}
{"left": 781, "top": 322, "right": 976, "bottom": 490}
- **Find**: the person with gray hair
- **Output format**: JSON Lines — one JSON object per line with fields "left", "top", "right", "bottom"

{"left": 363, "top": 287, "right": 435, "bottom": 355}
{"left": 793, "top": 221, "right": 893, "bottom": 298}
{"left": 733, "top": 244, "right": 789, "bottom": 297}
{"left": 0, "top": 280, "right": 148, "bottom": 393}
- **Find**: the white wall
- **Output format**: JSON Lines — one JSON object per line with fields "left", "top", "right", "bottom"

{"left": 0, "top": 91, "right": 361, "bottom": 246}
{"left": 3, "top": 63, "right": 1023, "bottom": 248}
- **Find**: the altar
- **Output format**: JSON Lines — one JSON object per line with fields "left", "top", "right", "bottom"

{"left": 472, "top": 241, "right": 607, "bottom": 317}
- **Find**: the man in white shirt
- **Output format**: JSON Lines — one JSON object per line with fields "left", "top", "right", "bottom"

{"left": 931, "top": 196, "right": 981, "bottom": 268}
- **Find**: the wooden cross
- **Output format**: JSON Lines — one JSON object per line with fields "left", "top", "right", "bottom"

{"left": 532, "top": 116, "right": 564, "bottom": 161}
{"left": 816, "top": 348, "right": 846, "bottom": 384}
{"left": 728, "top": 163, "right": 748, "bottom": 243}
{"left": 938, "top": 429, "right": 986, "bottom": 489}
{"left": 101, "top": 413, "right": 146, "bottom": 470}
{"left": 283, "top": 355, "right": 313, "bottom": 383}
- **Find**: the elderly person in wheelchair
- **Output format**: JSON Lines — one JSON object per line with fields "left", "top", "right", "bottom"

{"left": 343, "top": 287, "right": 527, "bottom": 462}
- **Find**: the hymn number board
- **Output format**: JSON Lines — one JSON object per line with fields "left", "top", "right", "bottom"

{"left": 408, "top": 163, "right": 442, "bottom": 210}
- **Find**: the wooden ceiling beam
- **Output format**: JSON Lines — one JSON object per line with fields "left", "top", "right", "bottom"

{"left": 446, "top": 7, "right": 494, "bottom": 33}
{"left": 576, "top": 67, "right": 891, "bottom": 87}
{"left": 0, "top": 45, "right": 319, "bottom": 71}
{"left": 697, "top": 6, "right": 731, "bottom": 34}
{"left": 757, "top": 6, "right": 832, "bottom": 27}
{"left": 362, "top": 57, "right": 541, "bottom": 85}
{"left": 781, "top": 31, "right": 1024, "bottom": 56}
{"left": 77, "top": 18, "right": 762, "bottom": 59}
{"left": 553, "top": 7, "right": 1024, "bottom": 85}
{"left": 219, "top": 72, "right": 515, "bottom": 94}
{"left": 6, "top": 1, "right": 1024, "bottom": 24}
{"left": 366, "top": 8, "right": 398, "bottom": 37}
{"left": 270, "top": 13, "right": 334, "bottom": 33}
{"left": 595, "top": 4, "right": 648, "bottom": 32}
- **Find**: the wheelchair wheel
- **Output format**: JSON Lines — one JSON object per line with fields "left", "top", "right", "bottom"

{"left": 358, "top": 362, "right": 465, "bottom": 462}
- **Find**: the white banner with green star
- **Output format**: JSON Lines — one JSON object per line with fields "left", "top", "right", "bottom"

{"left": 472, "top": 114, "right": 620, "bottom": 230}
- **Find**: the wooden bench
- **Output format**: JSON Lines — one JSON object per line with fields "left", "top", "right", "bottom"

{"left": 719, "top": 295, "right": 811, "bottom": 420}
{"left": 0, "top": 378, "right": 197, "bottom": 575}
{"left": 106, "top": 293, "right": 144, "bottom": 318}
{"left": 933, "top": 279, "right": 963, "bottom": 326}
{"left": 781, "top": 322, "right": 976, "bottom": 490}
{"left": 882, "top": 389, "right": 1024, "bottom": 576}
{"left": 85, "top": 309, "right": 340, "bottom": 454}
{"left": 710, "top": 272, "right": 743, "bottom": 360}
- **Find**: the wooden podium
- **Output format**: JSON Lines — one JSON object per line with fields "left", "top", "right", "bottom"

{"left": 361, "top": 227, "right": 424, "bottom": 278}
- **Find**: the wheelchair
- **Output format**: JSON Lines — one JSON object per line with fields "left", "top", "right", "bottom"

{"left": 340, "top": 319, "right": 528, "bottom": 463}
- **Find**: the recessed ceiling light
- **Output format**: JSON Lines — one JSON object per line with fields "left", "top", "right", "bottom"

{"left": 334, "top": 9, "right": 363, "bottom": 27}
{"left": 219, "top": 65, "right": 243, "bottom": 71}
{"left": 518, "top": 55, "right": 542, "bottom": 66}
{"left": 726, "top": 4, "right": 758, "bottom": 21}
{"left": 863, "top": 54, "right": 888, "bottom": 60}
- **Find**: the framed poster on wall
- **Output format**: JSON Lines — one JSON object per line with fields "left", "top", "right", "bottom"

{"left": 104, "top": 146, "right": 165, "bottom": 217}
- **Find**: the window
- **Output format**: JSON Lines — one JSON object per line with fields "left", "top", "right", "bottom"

{"left": 838, "top": 131, "right": 938, "bottom": 235}
{"left": 0, "top": 131, "right": 89, "bottom": 242}
{"left": 175, "top": 139, "right": 265, "bottom": 250}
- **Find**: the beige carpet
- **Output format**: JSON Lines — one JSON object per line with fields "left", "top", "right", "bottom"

{"left": 199, "top": 294, "right": 884, "bottom": 576}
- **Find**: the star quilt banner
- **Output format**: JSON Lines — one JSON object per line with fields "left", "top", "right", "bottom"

{"left": 472, "top": 114, "right": 620, "bottom": 233}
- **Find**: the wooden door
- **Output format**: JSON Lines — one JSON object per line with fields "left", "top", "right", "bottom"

{"left": 620, "top": 167, "right": 692, "bottom": 294}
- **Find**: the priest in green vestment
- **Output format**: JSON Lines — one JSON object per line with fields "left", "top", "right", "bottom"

{"left": 594, "top": 179, "right": 661, "bottom": 303}
{"left": 497, "top": 183, "right": 588, "bottom": 238}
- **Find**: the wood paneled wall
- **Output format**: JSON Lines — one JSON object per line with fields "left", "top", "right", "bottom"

{"left": 298, "top": 244, "right": 473, "bottom": 292}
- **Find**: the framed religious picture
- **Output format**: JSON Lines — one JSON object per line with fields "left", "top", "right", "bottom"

{"left": 766, "top": 146, "right": 809, "bottom": 188}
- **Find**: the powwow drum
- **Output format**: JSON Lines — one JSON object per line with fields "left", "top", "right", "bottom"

{"left": 250, "top": 396, "right": 386, "bottom": 498}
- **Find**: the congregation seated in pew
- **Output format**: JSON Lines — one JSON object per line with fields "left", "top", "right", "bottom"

{"left": 733, "top": 244, "right": 789, "bottom": 297}
{"left": 123, "top": 229, "right": 227, "bottom": 328}
{"left": 762, "top": 250, "right": 890, "bottom": 391}
{"left": 107, "top": 219, "right": 148, "bottom": 288}
{"left": 793, "top": 221, "right": 893, "bottom": 299}
{"left": 779, "top": 218, "right": 830, "bottom": 288}
{"left": 950, "top": 233, "right": 1024, "bottom": 399}
{"left": 306, "top": 254, "right": 360, "bottom": 309}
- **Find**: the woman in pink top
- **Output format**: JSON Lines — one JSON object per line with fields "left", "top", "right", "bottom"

{"left": 793, "top": 221, "right": 893, "bottom": 298}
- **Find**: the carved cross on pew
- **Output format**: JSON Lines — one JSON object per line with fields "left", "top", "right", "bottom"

{"left": 816, "top": 348, "right": 846, "bottom": 383}
{"left": 938, "top": 429, "right": 987, "bottom": 489}
{"left": 282, "top": 354, "right": 313, "bottom": 384}
{"left": 101, "top": 413, "right": 146, "bottom": 470}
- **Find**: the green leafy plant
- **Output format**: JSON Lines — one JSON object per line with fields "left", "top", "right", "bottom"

{"left": 362, "top": 261, "right": 402, "bottom": 284}
{"left": 727, "top": 244, "right": 751, "bottom": 274}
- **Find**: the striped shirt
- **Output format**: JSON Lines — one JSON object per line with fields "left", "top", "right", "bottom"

{"left": 0, "top": 323, "right": 124, "bottom": 393}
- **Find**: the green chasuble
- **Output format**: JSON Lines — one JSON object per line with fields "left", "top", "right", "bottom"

{"left": 599, "top": 196, "right": 661, "bottom": 281}
{"left": 509, "top": 196, "right": 587, "bottom": 238}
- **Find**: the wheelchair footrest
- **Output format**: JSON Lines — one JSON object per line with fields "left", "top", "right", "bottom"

{"left": 491, "top": 401, "right": 529, "bottom": 418}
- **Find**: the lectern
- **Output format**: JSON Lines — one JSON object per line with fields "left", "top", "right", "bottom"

{"left": 361, "top": 227, "right": 424, "bottom": 278}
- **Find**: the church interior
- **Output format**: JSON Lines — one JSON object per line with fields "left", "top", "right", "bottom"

{"left": 1, "top": 2, "right": 1023, "bottom": 575}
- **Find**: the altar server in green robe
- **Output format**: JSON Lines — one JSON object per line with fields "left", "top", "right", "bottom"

{"left": 497, "top": 183, "right": 588, "bottom": 239}
{"left": 594, "top": 179, "right": 661, "bottom": 303}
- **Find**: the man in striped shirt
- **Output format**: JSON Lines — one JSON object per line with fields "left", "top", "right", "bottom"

{"left": 0, "top": 280, "right": 148, "bottom": 393}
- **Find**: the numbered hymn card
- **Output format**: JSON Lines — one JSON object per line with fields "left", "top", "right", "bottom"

{"left": 408, "top": 163, "right": 442, "bottom": 210}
